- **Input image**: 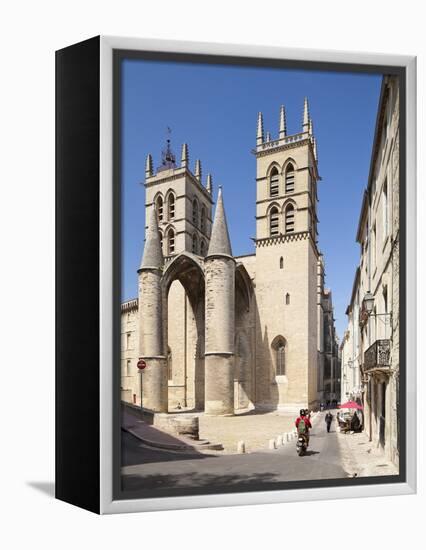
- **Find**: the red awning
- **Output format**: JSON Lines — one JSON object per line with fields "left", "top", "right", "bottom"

{"left": 338, "top": 400, "right": 363, "bottom": 410}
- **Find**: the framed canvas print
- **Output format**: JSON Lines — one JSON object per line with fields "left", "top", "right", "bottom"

{"left": 55, "top": 36, "right": 417, "bottom": 514}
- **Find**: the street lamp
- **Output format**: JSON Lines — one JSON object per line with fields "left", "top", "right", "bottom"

{"left": 362, "top": 291, "right": 392, "bottom": 322}
{"left": 363, "top": 291, "right": 375, "bottom": 314}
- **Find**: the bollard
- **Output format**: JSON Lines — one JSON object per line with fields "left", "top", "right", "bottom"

{"left": 277, "top": 435, "right": 283, "bottom": 446}
{"left": 286, "top": 432, "right": 292, "bottom": 442}
{"left": 269, "top": 438, "right": 276, "bottom": 450}
{"left": 237, "top": 440, "right": 246, "bottom": 454}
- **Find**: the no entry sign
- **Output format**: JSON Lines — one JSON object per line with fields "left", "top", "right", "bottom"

{"left": 137, "top": 359, "right": 147, "bottom": 370}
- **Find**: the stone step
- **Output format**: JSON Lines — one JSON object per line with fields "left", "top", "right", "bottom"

{"left": 122, "top": 426, "right": 223, "bottom": 452}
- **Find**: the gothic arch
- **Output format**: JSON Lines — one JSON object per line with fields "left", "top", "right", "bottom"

{"left": 235, "top": 263, "right": 253, "bottom": 310}
{"left": 266, "top": 161, "right": 282, "bottom": 177}
{"left": 200, "top": 238, "right": 207, "bottom": 256}
{"left": 284, "top": 202, "right": 296, "bottom": 233}
{"left": 164, "top": 189, "right": 176, "bottom": 221}
{"left": 282, "top": 156, "right": 298, "bottom": 173}
{"left": 153, "top": 192, "right": 164, "bottom": 222}
{"left": 271, "top": 335, "right": 287, "bottom": 377}
{"left": 284, "top": 160, "right": 296, "bottom": 194}
{"left": 162, "top": 251, "right": 205, "bottom": 296}
{"left": 266, "top": 201, "right": 282, "bottom": 216}
{"left": 200, "top": 205, "right": 207, "bottom": 233}
{"left": 164, "top": 188, "right": 175, "bottom": 202}
{"left": 271, "top": 334, "right": 287, "bottom": 348}
{"left": 192, "top": 233, "right": 198, "bottom": 254}
{"left": 281, "top": 197, "right": 298, "bottom": 213}
{"left": 164, "top": 225, "right": 176, "bottom": 255}
{"left": 235, "top": 264, "right": 254, "bottom": 409}
{"left": 162, "top": 251, "right": 206, "bottom": 410}
{"left": 267, "top": 203, "right": 281, "bottom": 236}
{"left": 192, "top": 197, "right": 199, "bottom": 228}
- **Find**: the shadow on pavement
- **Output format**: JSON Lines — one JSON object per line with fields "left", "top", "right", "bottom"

{"left": 122, "top": 471, "right": 278, "bottom": 493}
{"left": 122, "top": 431, "right": 216, "bottom": 466}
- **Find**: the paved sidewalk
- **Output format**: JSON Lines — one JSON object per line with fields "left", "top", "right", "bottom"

{"left": 199, "top": 410, "right": 300, "bottom": 453}
{"left": 334, "top": 420, "right": 398, "bottom": 477}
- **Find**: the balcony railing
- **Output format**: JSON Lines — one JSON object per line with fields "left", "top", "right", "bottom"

{"left": 364, "top": 339, "right": 391, "bottom": 371}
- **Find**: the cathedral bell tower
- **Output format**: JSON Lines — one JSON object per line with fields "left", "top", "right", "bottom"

{"left": 253, "top": 99, "right": 321, "bottom": 410}
{"left": 144, "top": 135, "right": 214, "bottom": 260}
{"left": 254, "top": 99, "right": 319, "bottom": 241}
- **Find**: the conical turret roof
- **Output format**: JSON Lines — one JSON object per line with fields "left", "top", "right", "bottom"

{"left": 207, "top": 187, "right": 233, "bottom": 257}
{"left": 140, "top": 206, "right": 164, "bottom": 269}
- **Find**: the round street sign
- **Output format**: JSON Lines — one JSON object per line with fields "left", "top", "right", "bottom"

{"left": 137, "top": 359, "right": 147, "bottom": 370}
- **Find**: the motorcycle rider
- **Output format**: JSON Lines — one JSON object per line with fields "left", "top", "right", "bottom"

{"left": 295, "top": 409, "right": 312, "bottom": 447}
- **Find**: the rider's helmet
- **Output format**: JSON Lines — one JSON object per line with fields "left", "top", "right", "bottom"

{"left": 299, "top": 409, "right": 305, "bottom": 416}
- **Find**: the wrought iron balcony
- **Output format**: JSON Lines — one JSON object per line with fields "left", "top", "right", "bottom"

{"left": 364, "top": 339, "right": 391, "bottom": 372}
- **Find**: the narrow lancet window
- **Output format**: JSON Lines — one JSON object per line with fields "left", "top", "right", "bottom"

{"left": 167, "top": 228, "right": 175, "bottom": 254}
{"left": 277, "top": 344, "right": 285, "bottom": 375}
{"left": 168, "top": 194, "right": 175, "bottom": 220}
{"left": 270, "top": 207, "right": 279, "bottom": 236}
{"left": 200, "top": 206, "right": 206, "bottom": 232}
{"left": 270, "top": 167, "right": 279, "bottom": 197}
{"left": 285, "top": 163, "right": 295, "bottom": 193}
{"left": 192, "top": 233, "right": 198, "bottom": 254}
{"left": 192, "top": 198, "right": 199, "bottom": 227}
{"left": 285, "top": 204, "right": 295, "bottom": 233}
{"left": 156, "top": 196, "right": 164, "bottom": 222}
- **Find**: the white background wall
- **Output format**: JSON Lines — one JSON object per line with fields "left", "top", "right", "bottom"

{"left": 1, "top": 1, "right": 424, "bottom": 548}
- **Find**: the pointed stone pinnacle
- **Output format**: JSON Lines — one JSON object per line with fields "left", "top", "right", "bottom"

{"left": 195, "top": 159, "right": 202, "bottom": 182}
{"left": 181, "top": 143, "right": 189, "bottom": 168}
{"left": 303, "top": 97, "right": 310, "bottom": 131}
{"left": 266, "top": 131, "right": 271, "bottom": 142}
{"left": 206, "top": 173, "right": 213, "bottom": 194}
{"left": 279, "top": 105, "right": 287, "bottom": 138}
{"left": 140, "top": 205, "right": 164, "bottom": 269}
{"left": 145, "top": 153, "right": 153, "bottom": 178}
{"left": 207, "top": 187, "right": 232, "bottom": 257}
{"left": 256, "top": 112, "right": 264, "bottom": 145}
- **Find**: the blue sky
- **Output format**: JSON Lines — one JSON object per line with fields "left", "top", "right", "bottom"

{"left": 121, "top": 58, "right": 381, "bottom": 339}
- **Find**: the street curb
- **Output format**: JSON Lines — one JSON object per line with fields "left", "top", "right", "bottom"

{"left": 122, "top": 426, "right": 223, "bottom": 452}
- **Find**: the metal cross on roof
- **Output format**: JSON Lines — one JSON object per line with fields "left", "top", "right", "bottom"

{"left": 158, "top": 126, "right": 177, "bottom": 171}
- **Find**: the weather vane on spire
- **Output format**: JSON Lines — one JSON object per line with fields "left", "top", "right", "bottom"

{"left": 158, "top": 126, "right": 177, "bottom": 171}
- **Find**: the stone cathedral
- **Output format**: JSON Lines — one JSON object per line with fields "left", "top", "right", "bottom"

{"left": 121, "top": 99, "right": 340, "bottom": 416}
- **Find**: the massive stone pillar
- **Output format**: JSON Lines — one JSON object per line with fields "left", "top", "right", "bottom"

{"left": 204, "top": 187, "right": 236, "bottom": 415}
{"left": 138, "top": 206, "right": 168, "bottom": 412}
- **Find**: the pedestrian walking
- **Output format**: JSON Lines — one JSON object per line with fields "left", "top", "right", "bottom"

{"left": 325, "top": 411, "right": 333, "bottom": 433}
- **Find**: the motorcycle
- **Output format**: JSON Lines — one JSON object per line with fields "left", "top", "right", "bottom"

{"left": 296, "top": 433, "right": 308, "bottom": 456}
